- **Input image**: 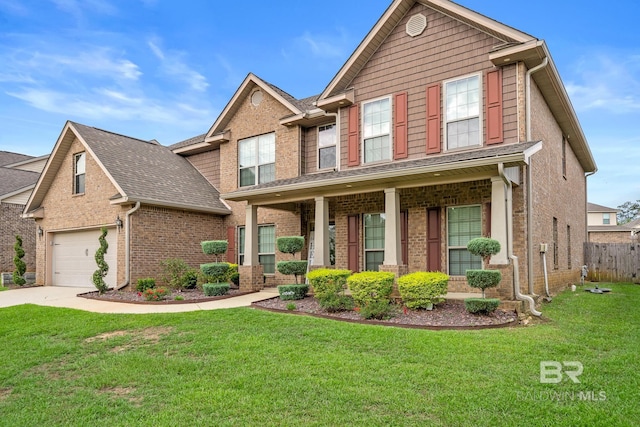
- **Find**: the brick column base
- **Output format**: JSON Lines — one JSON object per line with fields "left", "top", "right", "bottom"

{"left": 239, "top": 265, "right": 264, "bottom": 291}
{"left": 378, "top": 264, "right": 409, "bottom": 298}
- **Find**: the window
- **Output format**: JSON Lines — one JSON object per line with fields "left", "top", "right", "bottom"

{"left": 362, "top": 97, "right": 391, "bottom": 163}
{"left": 567, "top": 225, "right": 572, "bottom": 269}
{"left": 553, "top": 217, "right": 559, "bottom": 270}
{"left": 258, "top": 225, "right": 276, "bottom": 274}
{"left": 318, "top": 124, "right": 337, "bottom": 169}
{"left": 74, "top": 152, "right": 86, "bottom": 194}
{"left": 447, "top": 206, "right": 482, "bottom": 275}
{"left": 445, "top": 74, "right": 481, "bottom": 150}
{"left": 238, "top": 225, "right": 276, "bottom": 274}
{"left": 238, "top": 133, "right": 275, "bottom": 187}
{"left": 364, "top": 213, "right": 385, "bottom": 271}
{"left": 603, "top": 213, "right": 610, "bottom": 225}
{"left": 562, "top": 137, "right": 567, "bottom": 178}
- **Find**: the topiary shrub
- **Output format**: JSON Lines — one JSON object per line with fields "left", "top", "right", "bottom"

{"left": 307, "top": 269, "right": 353, "bottom": 312}
{"left": 92, "top": 227, "right": 109, "bottom": 294}
{"left": 276, "top": 236, "right": 308, "bottom": 284}
{"left": 347, "top": 271, "right": 395, "bottom": 319}
{"left": 201, "top": 240, "right": 228, "bottom": 262}
{"left": 200, "top": 262, "right": 230, "bottom": 283}
{"left": 136, "top": 278, "right": 156, "bottom": 292}
{"left": 465, "top": 237, "right": 502, "bottom": 314}
{"left": 277, "top": 284, "right": 309, "bottom": 300}
{"left": 12, "top": 235, "right": 26, "bottom": 286}
{"left": 464, "top": 270, "right": 502, "bottom": 298}
{"left": 467, "top": 237, "right": 501, "bottom": 263}
{"left": 397, "top": 272, "right": 449, "bottom": 310}
{"left": 464, "top": 298, "right": 500, "bottom": 314}
{"left": 203, "top": 283, "right": 230, "bottom": 297}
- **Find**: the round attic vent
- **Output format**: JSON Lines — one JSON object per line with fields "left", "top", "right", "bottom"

{"left": 406, "top": 13, "right": 427, "bottom": 37}
{"left": 251, "top": 90, "right": 263, "bottom": 106}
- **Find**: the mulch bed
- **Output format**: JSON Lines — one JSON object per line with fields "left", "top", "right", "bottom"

{"left": 80, "top": 288, "right": 254, "bottom": 305}
{"left": 253, "top": 296, "right": 519, "bottom": 330}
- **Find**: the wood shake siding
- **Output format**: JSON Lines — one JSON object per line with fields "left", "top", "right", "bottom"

{"left": 185, "top": 149, "right": 221, "bottom": 190}
{"left": 340, "top": 3, "right": 519, "bottom": 167}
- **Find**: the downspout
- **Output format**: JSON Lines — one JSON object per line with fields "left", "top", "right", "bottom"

{"left": 116, "top": 201, "right": 141, "bottom": 290}
{"left": 499, "top": 163, "right": 542, "bottom": 317}
{"left": 525, "top": 57, "right": 549, "bottom": 295}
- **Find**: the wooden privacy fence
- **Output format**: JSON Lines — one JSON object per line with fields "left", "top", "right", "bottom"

{"left": 584, "top": 243, "right": 640, "bottom": 283}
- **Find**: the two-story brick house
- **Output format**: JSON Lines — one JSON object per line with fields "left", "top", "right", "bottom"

{"left": 25, "top": 0, "right": 596, "bottom": 309}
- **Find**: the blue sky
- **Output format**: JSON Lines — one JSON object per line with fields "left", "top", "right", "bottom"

{"left": 1, "top": 0, "right": 638, "bottom": 209}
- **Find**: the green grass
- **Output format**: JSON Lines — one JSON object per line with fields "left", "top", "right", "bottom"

{"left": 1, "top": 283, "right": 639, "bottom": 426}
{"left": 0, "top": 286, "right": 8, "bottom": 292}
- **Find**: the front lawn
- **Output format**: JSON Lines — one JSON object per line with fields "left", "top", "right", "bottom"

{"left": 1, "top": 283, "right": 638, "bottom": 426}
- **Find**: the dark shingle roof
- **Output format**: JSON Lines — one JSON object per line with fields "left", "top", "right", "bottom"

{"left": 71, "top": 123, "right": 229, "bottom": 214}
{"left": 0, "top": 167, "right": 39, "bottom": 197}
{"left": 168, "top": 133, "right": 206, "bottom": 151}
{"left": 0, "top": 151, "right": 33, "bottom": 167}
{"left": 587, "top": 203, "right": 618, "bottom": 212}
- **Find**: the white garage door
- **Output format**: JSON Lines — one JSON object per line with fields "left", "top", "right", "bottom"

{"left": 52, "top": 228, "right": 117, "bottom": 288}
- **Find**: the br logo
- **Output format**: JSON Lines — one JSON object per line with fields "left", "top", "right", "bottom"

{"left": 540, "top": 361, "right": 583, "bottom": 384}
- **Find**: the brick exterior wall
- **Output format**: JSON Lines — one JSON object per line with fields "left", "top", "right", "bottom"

{"left": 588, "top": 231, "right": 633, "bottom": 244}
{"left": 0, "top": 202, "right": 37, "bottom": 273}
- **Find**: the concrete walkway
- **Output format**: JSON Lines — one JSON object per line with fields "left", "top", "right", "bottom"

{"left": 0, "top": 286, "right": 279, "bottom": 314}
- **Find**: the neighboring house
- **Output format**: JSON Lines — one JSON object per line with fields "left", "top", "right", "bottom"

{"left": 587, "top": 202, "right": 636, "bottom": 243}
{"left": 26, "top": 0, "right": 597, "bottom": 304}
{"left": 0, "top": 151, "right": 48, "bottom": 280}
{"left": 23, "top": 123, "right": 230, "bottom": 288}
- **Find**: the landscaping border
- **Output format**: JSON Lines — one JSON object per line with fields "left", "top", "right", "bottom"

{"left": 79, "top": 289, "right": 257, "bottom": 305}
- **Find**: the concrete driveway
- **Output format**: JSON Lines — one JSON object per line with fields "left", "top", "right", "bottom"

{"left": 0, "top": 286, "right": 278, "bottom": 314}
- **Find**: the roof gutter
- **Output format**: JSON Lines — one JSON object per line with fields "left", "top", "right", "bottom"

{"left": 109, "top": 197, "right": 231, "bottom": 216}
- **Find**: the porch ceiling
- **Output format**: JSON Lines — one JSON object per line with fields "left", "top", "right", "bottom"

{"left": 222, "top": 141, "right": 541, "bottom": 206}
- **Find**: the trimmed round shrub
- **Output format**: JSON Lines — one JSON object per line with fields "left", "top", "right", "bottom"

{"left": 276, "top": 260, "right": 308, "bottom": 284}
{"left": 465, "top": 269, "right": 502, "bottom": 298}
{"left": 467, "top": 237, "right": 501, "bottom": 261}
{"left": 464, "top": 298, "right": 500, "bottom": 314}
{"left": 347, "top": 271, "right": 395, "bottom": 319}
{"left": 200, "top": 262, "right": 231, "bottom": 281}
{"left": 276, "top": 236, "right": 305, "bottom": 256}
{"left": 203, "top": 283, "right": 230, "bottom": 297}
{"left": 136, "top": 278, "right": 156, "bottom": 292}
{"left": 277, "top": 284, "right": 309, "bottom": 300}
{"left": 307, "top": 269, "right": 353, "bottom": 312}
{"left": 201, "top": 240, "right": 228, "bottom": 256}
{"left": 398, "top": 272, "right": 449, "bottom": 309}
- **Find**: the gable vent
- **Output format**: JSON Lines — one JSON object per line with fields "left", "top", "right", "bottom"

{"left": 406, "top": 13, "right": 427, "bottom": 37}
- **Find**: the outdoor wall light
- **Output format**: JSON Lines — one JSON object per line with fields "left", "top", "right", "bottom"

{"left": 37, "top": 226, "right": 43, "bottom": 238}
{"left": 115, "top": 216, "right": 123, "bottom": 229}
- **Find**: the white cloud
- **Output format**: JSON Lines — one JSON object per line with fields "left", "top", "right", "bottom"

{"left": 294, "top": 30, "right": 349, "bottom": 58}
{"left": 565, "top": 53, "right": 640, "bottom": 114}
{"left": 50, "top": 0, "right": 117, "bottom": 24}
{"left": 0, "top": 0, "right": 29, "bottom": 15}
{"left": 147, "top": 37, "right": 209, "bottom": 92}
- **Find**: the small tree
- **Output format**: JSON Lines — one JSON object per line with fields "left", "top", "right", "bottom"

{"left": 200, "top": 240, "right": 229, "bottom": 284}
{"left": 276, "top": 236, "right": 307, "bottom": 284}
{"left": 92, "top": 227, "right": 109, "bottom": 294}
{"left": 13, "top": 235, "right": 27, "bottom": 286}
{"left": 465, "top": 237, "right": 502, "bottom": 298}
{"left": 201, "top": 240, "right": 228, "bottom": 262}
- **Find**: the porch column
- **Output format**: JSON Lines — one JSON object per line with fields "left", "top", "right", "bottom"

{"left": 491, "top": 176, "right": 509, "bottom": 265}
{"left": 313, "top": 197, "right": 330, "bottom": 266}
{"left": 383, "top": 188, "right": 402, "bottom": 266}
{"left": 239, "top": 204, "right": 264, "bottom": 291}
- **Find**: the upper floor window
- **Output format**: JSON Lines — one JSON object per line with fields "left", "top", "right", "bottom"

{"left": 238, "top": 133, "right": 275, "bottom": 187}
{"left": 363, "top": 97, "right": 391, "bottom": 163}
{"left": 73, "top": 152, "right": 86, "bottom": 194}
{"left": 603, "top": 213, "right": 610, "bottom": 225}
{"left": 445, "top": 74, "right": 481, "bottom": 150}
{"left": 318, "top": 124, "right": 336, "bottom": 169}
{"left": 364, "top": 213, "right": 385, "bottom": 271}
{"left": 447, "top": 205, "right": 482, "bottom": 275}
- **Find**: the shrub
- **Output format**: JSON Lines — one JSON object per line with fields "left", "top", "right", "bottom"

{"left": 307, "top": 269, "right": 352, "bottom": 312}
{"left": 200, "top": 262, "right": 230, "bottom": 283}
{"left": 136, "top": 278, "right": 156, "bottom": 292}
{"left": 144, "top": 287, "right": 169, "bottom": 301}
{"left": 347, "top": 271, "right": 395, "bottom": 319}
{"left": 203, "top": 283, "right": 230, "bottom": 297}
{"left": 276, "top": 236, "right": 305, "bottom": 256}
{"left": 286, "top": 303, "right": 297, "bottom": 311}
{"left": 467, "top": 237, "right": 501, "bottom": 263}
{"left": 92, "top": 227, "right": 109, "bottom": 294}
{"left": 277, "top": 284, "right": 309, "bottom": 300}
{"left": 12, "top": 235, "right": 26, "bottom": 286}
{"left": 464, "top": 298, "right": 500, "bottom": 314}
{"left": 276, "top": 261, "right": 308, "bottom": 284}
{"left": 358, "top": 300, "right": 393, "bottom": 320}
{"left": 398, "top": 272, "right": 449, "bottom": 309}
{"left": 160, "top": 258, "right": 196, "bottom": 291}
{"left": 227, "top": 263, "right": 240, "bottom": 287}
{"left": 201, "top": 240, "right": 228, "bottom": 261}
{"left": 183, "top": 269, "right": 199, "bottom": 289}
{"left": 465, "top": 270, "right": 502, "bottom": 298}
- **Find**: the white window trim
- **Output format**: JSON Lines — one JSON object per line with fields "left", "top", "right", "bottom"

{"left": 258, "top": 224, "right": 276, "bottom": 275}
{"left": 443, "top": 72, "right": 483, "bottom": 152}
{"left": 446, "top": 204, "right": 482, "bottom": 276}
{"left": 317, "top": 123, "right": 337, "bottom": 170}
{"left": 363, "top": 213, "right": 385, "bottom": 271}
{"left": 73, "top": 152, "right": 86, "bottom": 195}
{"left": 238, "top": 224, "right": 276, "bottom": 275}
{"left": 361, "top": 95, "right": 393, "bottom": 164}
{"left": 238, "top": 132, "right": 275, "bottom": 187}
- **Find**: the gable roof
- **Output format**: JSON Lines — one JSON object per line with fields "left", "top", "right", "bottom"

{"left": 588, "top": 203, "right": 618, "bottom": 213}
{"left": 0, "top": 151, "right": 33, "bottom": 167}
{"left": 0, "top": 167, "right": 40, "bottom": 201}
{"left": 24, "top": 121, "right": 230, "bottom": 215}
{"left": 205, "top": 73, "right": 306, "bottom": 141}
{"left": 317, "top": 0, "right": 596, "bottom": 174}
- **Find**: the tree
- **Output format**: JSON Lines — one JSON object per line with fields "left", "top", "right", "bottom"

{"left": 617, "top": 200, "right": 640, "bottom": 224}
{"left": 13, "top": 235, "right": 27, "bottom": 286}
{"left": 92, "top": 227, "right": 109, "bottom": 294}
{"left": 276, "top": 236, "right": 307, "bottom": 284}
